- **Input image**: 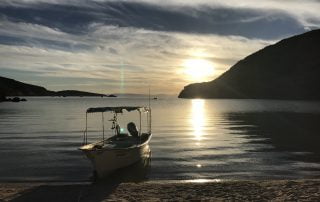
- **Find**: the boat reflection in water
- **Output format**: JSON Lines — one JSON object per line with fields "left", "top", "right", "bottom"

{"left": 100, "top": 147, "right": 152, "bottom": 183}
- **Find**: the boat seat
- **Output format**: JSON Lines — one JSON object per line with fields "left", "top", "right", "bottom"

{"left": 93, "top": 144, "right": 103, "bottom": 149}
{"left": 127, "top": 122, "right": 139, "bottom": 138}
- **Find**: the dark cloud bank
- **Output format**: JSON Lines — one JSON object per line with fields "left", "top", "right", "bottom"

{"left": 0, "top": 1, "right": 307, "bottom": 48}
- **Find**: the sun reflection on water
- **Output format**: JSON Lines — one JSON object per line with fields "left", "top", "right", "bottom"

{"left": 191, "top": 99, "right": 205, "bottom": 140}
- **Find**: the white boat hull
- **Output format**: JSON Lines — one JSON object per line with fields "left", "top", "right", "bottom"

{"left": 81, "top": 134, "right": 152, "bottom": 178}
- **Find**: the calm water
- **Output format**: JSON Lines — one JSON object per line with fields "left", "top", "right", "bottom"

{"left": 1, "top": 97, "right": 320, "bottom": 182}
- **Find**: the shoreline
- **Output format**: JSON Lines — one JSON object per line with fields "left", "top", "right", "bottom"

{"left": 1, "top": 179, "right": 319, "bottom": 201}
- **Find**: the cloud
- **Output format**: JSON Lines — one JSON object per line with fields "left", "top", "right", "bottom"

{"left": 0, "top": 0, "right": 319, "bottom": 94}
{"left": 0, "top": 1, "right": 315, "bottom": 39}
{"left": 108, "top": 47, "right": 118, "bottom": 54}
{"left": 0, "top": 23, "right": 271, "bottom": 94}
{"left": 0, "top": 20, "right": 94, "bottom": 51}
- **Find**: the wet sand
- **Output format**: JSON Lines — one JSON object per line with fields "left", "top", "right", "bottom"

{"left": 1, "top": 180, "right": 320, "bottom": 201}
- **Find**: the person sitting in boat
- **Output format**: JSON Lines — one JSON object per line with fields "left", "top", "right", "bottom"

{"left": 127, "top": 122, "right": 139, "bottom": 138}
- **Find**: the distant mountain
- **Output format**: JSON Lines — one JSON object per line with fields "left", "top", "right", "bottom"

{"left": 178, "top": 29, "right": 320, "bottom": 100}
{"left": 114, "top": 93, "right": 175, "bottom": 98}
{"left": 55, "top": 90, "right": 105, "bottom": 97}
{"left": 0, "top": 76, "right": 106, "bottom": 97}
{"left": 0, "top": 76, "right": 54, "bottom": 96}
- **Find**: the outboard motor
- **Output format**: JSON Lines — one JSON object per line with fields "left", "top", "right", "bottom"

{"left": 127, "top": 122, "right": 139, "bottom": 138}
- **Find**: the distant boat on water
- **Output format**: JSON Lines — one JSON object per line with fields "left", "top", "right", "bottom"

{"left": 79, "top": 106, "right": 152, "bottom": 178}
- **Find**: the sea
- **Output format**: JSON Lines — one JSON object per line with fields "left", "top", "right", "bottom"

{"left": 1, "top": 97, "right": 320, "bottom": 182}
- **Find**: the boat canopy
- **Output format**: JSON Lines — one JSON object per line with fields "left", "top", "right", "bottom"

{"left": 86, "top": 106, "right": 149, "bottom": 113}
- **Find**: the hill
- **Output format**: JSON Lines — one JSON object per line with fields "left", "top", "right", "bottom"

{"left": 0, "top": 76, "right": 106, "bottom": 97}
{"left": 178, "top": 29, "right": 320, "bottom": 99}
{"left": 0, "top": 76, "right": 54, "bottom": 96}
{"left": 55, "top": 90, "right": 105, "bottom": 97}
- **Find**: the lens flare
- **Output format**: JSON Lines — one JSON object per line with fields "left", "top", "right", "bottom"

{"left": 183, "top": 59, "right": 214, "bottom": 81}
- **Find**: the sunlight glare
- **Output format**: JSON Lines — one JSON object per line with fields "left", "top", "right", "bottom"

{"left": 191, "top": 99, "right": 205, "bottom": 140}
{"left": 184, "top": 59, "right": 214, "bottom": 81}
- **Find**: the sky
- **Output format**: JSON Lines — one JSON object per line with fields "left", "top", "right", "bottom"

{"left": 0, "top": 0, "right": 320, "bottom": 95}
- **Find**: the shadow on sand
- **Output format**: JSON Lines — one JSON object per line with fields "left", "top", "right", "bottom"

{"left": 11, "top": 155, "right": 151, "bottom": 202}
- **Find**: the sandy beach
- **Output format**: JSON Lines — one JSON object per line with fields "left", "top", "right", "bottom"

{"left": 1, "top": 179, "right": 319, "bottom": 201}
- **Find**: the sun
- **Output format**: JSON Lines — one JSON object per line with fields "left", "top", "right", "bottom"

{"left": 183, "top": 59, "right": 214, "bottom": 81}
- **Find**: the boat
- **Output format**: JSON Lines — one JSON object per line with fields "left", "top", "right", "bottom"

{"left": 79, "top": 106, "right": 152, "bottom": 178}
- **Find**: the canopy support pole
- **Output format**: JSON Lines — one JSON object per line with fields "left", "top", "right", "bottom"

{"left": 139, "top": 110, "right": 142, "bottom": 144}
{"left": 102, "top": 112, "right": 105, "bottom": 144}
{"left": 85, "top": 113, "right": 88, "bottom": 145}
{"left": 147, "top": 110, "right": 149, "bottom": 132}
{"left": 148, "top": 86, "right": 152, "bottom": 134}
{"left": 150, "top": 109, "right": 152, "bottom": 134}
{"left": 139, "top": 111, "right": 142, "bottom": 135}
